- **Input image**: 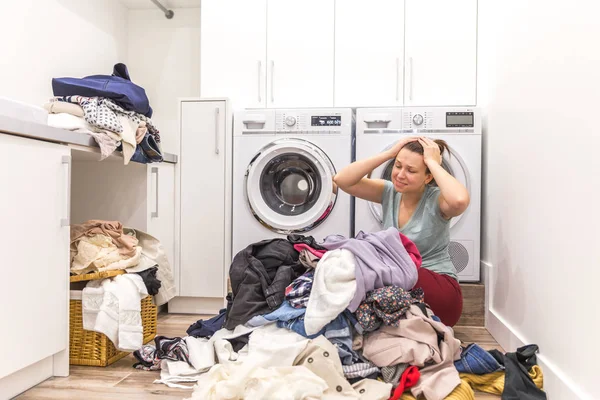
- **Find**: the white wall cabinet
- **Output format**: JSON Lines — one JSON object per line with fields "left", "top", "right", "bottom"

{"left": 200, "top": 0, "right": 335, "bottom": 109}
{"left": 335, "top": 0, "right": 405, "bottom": 107}
{"left": 0, "top": 134, "right": 70, "bottom": 394}
{"left": 201, "top": 0, "right": 477, "bottom": 108}
{"left": 266, "top": 0, "right": 334, "bottom": 108}
{"left": 200, "top": 0, "right": 267, "bottom": 109}
{"left": 170, "top": 99, "right": 231, "bottom": 314}
{"left": 404, "top": 0, "right": 477, "bottom": 106}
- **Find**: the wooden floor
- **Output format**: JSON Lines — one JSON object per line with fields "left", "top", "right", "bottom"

{"left": 16, "top": 313, "right": 503, "bottom": 400}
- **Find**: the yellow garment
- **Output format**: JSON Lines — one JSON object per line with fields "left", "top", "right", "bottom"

{"left": 400, "top": 365, "right": 544, "bottom": 400}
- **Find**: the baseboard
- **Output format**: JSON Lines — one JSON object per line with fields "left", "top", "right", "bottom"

{"left": 0, "top": 356, "right": 53, "bottom": 399}
{"left": 167, "top": 296, "right": 225, "bottom": 315}
{"left": 482, "top": 261, "right": 592, "bottom": 400}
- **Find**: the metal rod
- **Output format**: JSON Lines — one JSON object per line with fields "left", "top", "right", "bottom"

{"left": 150, "top": 0, "right": 174, "bottom": 19}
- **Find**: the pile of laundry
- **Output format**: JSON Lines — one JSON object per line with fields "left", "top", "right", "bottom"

{"left": 46, "top": 63, "right": 162, "bottom": 164}
{"left": 71, "top": 220, "right": 176, "bottom": 350}
{"left": 135, "top": 227, "right": 546, "bottom": 400}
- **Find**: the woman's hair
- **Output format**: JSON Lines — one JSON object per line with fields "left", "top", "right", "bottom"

{"left": 401, "top": 139, "right": 449, "bottom": 182}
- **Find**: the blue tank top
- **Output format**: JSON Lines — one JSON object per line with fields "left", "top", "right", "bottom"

{"left": 381, "top": 181, "right": 457, "bottom": 280}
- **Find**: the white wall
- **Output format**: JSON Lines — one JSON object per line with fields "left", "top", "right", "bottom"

{"left": 0, "top": 0, "right": 127, "bottom": 106}
{"left": 478, "top": 1, "right": 599, "bottom": 399}
{"left": 126, "top": 8, "right": 201, "bottom": 155}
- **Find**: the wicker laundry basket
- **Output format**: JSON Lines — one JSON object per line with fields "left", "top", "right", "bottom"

{"left": 69, "top": 270, "right": 157, "bottom": 367}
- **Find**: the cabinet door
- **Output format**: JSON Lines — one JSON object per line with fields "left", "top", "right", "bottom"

{"left": 267, "top": 0, "right": 335, "bottom": 108}
{"left": 335, "top": 0, "right": 404, "bottom": 107}
{"left": 0, "top": 135, "right": 69, "bottom": 379}
{"left": 180, "top": 101, "right": 226, "bottom": 298}
{"left": 404, "top": 0, "right": 477, "bottom": 105}
{"left": 147, "top": 162, "right": 176, "bottom": 283}
{"left": 200, "top": 0, "right": 267, "bottom": 108}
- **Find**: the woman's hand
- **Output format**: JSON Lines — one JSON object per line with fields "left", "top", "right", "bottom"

{"left": 385, "top": 136, "right": 418, "bottom": 159}
{"left": 419, "top": 137, "right": 442, "bottom": 166}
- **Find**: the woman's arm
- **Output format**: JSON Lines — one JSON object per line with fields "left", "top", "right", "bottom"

{"left": 420, "top": 138, "right": 470, "bottom": 218}
{"left": 334, "top": 136, "right": 417, "bottom": 203}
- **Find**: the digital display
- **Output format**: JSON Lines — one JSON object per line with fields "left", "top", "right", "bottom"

{"left": 311, "top": 115, "right": 342, "bottom": 126}
{"left": 446, "top": 112, "right": 474, "bottom": 127}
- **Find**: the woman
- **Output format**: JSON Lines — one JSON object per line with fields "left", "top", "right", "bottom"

{"left": 333, "top": 136, "right": 469, "bottom": 326}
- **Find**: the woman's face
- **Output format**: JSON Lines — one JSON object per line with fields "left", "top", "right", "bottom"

{"left": 390, "top": 148, "right": 432, "bottom": 193}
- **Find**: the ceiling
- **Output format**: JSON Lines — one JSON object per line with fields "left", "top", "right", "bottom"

{"left": 119, "top": 0, "right": 201, "bottom": 9}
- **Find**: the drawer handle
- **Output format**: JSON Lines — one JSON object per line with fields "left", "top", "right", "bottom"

{"left": 215, "top": 107, "right": 220, "bottom": 155}
{"left": 257, "top": 60, "right": 262, "bottom": 103}
{"left": 61, "top": 155, "right": 71, "bottom": 227}
{"left": 151, "top": 167, "right": 159, "bottom": 218}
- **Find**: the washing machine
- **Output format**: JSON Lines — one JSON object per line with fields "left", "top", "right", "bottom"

{"left": 355, "top": 107, "right": 481, "bottom": 281}
{"left": 232, "top": 108, "right": 353, "bottom": 257}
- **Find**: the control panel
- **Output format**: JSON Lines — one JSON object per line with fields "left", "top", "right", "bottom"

{"left": 401, "top": 108, "right": 476, "bottom": 131}
{"left": 275, "top": 109, "right": 347, "bottom": 133}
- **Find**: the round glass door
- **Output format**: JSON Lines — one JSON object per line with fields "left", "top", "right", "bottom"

{"left": 368, "top": 142, "right": 471, "bottom": 230}
{"left": 245, "top": 138, "right": 337, "bottom": 233}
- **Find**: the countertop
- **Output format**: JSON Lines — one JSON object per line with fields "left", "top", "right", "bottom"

{"left": 0, "top": 114, "right": 178, "bottom": 164}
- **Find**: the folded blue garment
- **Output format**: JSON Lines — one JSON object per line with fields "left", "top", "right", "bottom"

{"left": 454, "top": 343, "right": 504, "bottom": 374}
{"left": 52, "top": 63, "right": 152, "bottom": 117}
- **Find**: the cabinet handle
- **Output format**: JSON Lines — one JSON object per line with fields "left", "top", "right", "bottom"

{"left": 257, "top": 61, "right": 262, "bottom": 103}
{"left": 270, "top": 60, "right": 275, "bottom": 103}
{"left": 151, "top": 167, "right": 159, "bottom": 218}
{"left": 61, "top": 155, "right": 71, "bottom": 227}
{"left": 214, "top": 107, "right": 220, "bottom": 155}
{"left": 395, "top": 57, "right": 400, "bottom": 101}
{"left": 409, "top": 56, "right": 414, "bottom": 102}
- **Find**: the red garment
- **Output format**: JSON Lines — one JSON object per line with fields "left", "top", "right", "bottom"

{"left": 389, "top": 365, "right": 420, "bottom": 400}
{"left": 413, "top": 268, "right": 463, "bottom": 327}
{"left": 293, "top": 243, "right": 326, "bottom": 258}
{"left": 399, "top": 233, "right": 422, "bottom": 268}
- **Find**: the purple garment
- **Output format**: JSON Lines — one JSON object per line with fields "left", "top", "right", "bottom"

{"left": 321, "top": 228, "right": 418, "bottom": 312}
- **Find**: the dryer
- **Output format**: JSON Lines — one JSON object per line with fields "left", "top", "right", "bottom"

{"left": 232, "top": 108, "right": 353, "bottom": 257}
{"left": 355, "top": 107, "right": 481, "bottom": 281}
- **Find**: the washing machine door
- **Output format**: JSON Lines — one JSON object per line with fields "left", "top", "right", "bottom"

{"left": 245, "top": 138, "right": 337, "bottom": 233}
{"left": 368, "top": 142, "right": 470, "bottom": 230}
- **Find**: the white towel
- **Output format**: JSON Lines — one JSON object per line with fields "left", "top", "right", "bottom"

{"left": 81, "top": 279, "right": 104, "bottom": 330}
{"left": 48, "top": 112, "right": 100, "bottom": 132}
{"left": 115, "top": 274, "right": 148, "bottom": 351}
{"left": 82, "top": 274, "right": 148, "bottom": 351}
{"left": 304, "top": 249, "right": 357, "bottom": 335}
{"left": 186, "top": 336, "right": 216, "bottom": 371}
{"left": 246, "top": 323, "right": 309, "bottom": 368}
{"left": 154, "top": 359, "right": 207, "bottom": 389}
{"left": 186, "top": 364, "right": 328, "bottom": 400}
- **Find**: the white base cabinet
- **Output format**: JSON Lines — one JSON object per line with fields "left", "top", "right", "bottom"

{"left": 0, "top": 134, "right": 70, "bottom": 397}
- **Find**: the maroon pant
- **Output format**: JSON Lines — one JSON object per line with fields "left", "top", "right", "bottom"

{"left": 414, "top": 268, "right": 463, "bottom": 327}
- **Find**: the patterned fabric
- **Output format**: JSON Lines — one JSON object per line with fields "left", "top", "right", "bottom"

{"left": 133, "top": 344, "right": 160, "bottom": 370}
{"left": 155, "top": 336, "right": 191, "bottom": 364}
{"left": 285, "top": 270, "right": 314, "bottom": 308}
{"left": 58, "top": 95, "right": 161, "bottom": 143}
{"left": 382, "top": 363, "right": 410, "bottom": 387}
{"left": 133, "top": 335, "right": 192, "bottom": 371}
{"left": 342, "top": 361, "right": 380, "bottom": 379}
{"left": 355, "top": 286, "right": 425, "bottom": 331}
